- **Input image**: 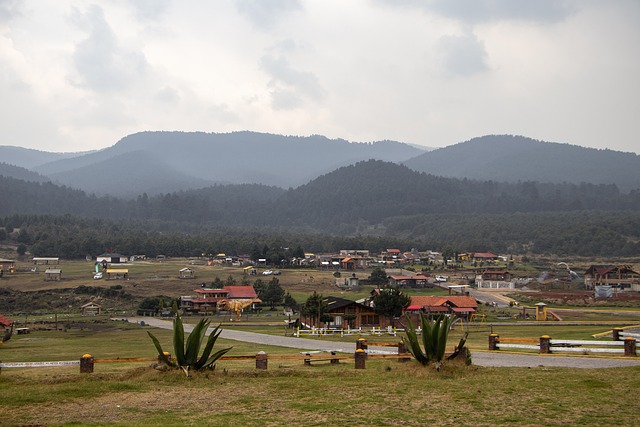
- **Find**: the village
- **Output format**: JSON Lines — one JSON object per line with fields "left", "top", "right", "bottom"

{"left": 1, "top": 247, "right": 639, "bottom": 336}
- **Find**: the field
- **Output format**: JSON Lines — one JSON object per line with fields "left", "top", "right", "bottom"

{"left": 1, "top": 324, "right": 640, "bottom": 426}
{"left": 2, "top": 256, "right": 640, "bottom": 425}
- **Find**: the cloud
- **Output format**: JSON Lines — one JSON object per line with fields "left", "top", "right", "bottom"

{"left": 260, "top": 50, "right": 325, "bottom": 110}
{"left": 375, "top": 0, "right": 574, "bottom": 24}
{"left": 0, "top": 0, "right": 21, "bottom": 24}
{"left": 69, "top": 4, "right": 149, "bottom": 92}
{"left": 437, "top": 32, "right": 489, "bottom": 77}
{"left": 124, "top": 0, "right": 171, "bottom": 21}
{"left": 235, "top": 0, "right": 302, "bottom": 29}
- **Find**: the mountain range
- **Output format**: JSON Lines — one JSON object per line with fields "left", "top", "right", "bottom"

{"left": 0, "top": 132, "right": 638, "bottom": 198}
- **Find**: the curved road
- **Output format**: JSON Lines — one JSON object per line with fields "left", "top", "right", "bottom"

{"left": 127, "top": 317, "right": 640, "bottom": 369}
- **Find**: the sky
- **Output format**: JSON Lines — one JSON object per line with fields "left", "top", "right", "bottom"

{"left": 1, "top": 0, "right": 639, "bottom": 154}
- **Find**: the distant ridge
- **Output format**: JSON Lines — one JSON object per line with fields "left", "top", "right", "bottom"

{"left": 403, "top": 135, "right": 640, "bottom": 192}
{"left": 32, "top": 131, "right": 424, "bottom": 196}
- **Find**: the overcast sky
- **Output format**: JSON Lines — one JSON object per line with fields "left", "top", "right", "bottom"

{"left": 1, "top": 0, "right": 638, "bottom": 154}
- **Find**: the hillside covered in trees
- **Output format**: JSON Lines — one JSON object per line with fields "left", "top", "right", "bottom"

{"left": 1, "top": 160, "right": 639, "bottom": 258}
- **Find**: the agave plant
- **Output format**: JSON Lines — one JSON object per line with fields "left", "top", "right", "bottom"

{"left": 404, "top": 313, "right": 468, "bottom": 370}
{"left": 148, "top": 311, "right": 232, "bottom": 376}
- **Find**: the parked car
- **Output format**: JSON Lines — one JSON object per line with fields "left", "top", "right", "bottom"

{"left": 272, "top": 270, "right": 281, "bottom": 275}
{"left": 262, "top": 270, "right": 273, "bottom": 276}
{"left": 93, "top": 272, "right": 103, "bottom": 280}
{"left": 435, "top": 275, "right": 448, "bottom": 283}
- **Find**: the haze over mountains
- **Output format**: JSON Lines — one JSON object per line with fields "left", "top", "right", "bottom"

{"left": 1, "top": 132, "right": 639, "bottom": 198}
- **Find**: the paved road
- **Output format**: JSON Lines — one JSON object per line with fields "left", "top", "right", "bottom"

{"left": 127, "top": 317, "right": 640, "bottom": 369}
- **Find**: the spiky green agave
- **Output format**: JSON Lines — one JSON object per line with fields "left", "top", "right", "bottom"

{"left": 404, "top": 313, "right": 463, "bottom": 370}
{"left": 148, "top": 312, "right": 232, "bottom": 376}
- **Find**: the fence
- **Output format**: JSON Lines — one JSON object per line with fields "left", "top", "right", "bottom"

{"left": 489, "top": 333, "right": 637, "bottom": 356}
{"left": 0, "top": 340, "right": 412, "bottom": 374}
{"left": 294, "top": 326, "right": 404, "bottom": 337}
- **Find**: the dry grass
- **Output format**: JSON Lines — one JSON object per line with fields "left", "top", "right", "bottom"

{"left": 1, "top": 361, "right": 639, "bottom": 426}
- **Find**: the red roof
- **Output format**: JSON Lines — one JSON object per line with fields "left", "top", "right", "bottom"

{"left": 195, "top": 289, "right": 229, "bottom": 295}
{"left": 224, "top": 286, "right": 258, "bottom": 299}
{"left": 409, "top": 296, "right": 478, "bottom": 310}
{"left": 386, "top": 249, "right": 401, "bottom": 253}
{"left": 0, "top": 314, "right": 13, "bottom": 327}
{"left": 474, "top": 252, "right": 498, "bottom": 259}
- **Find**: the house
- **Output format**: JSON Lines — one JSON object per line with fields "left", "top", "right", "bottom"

{"left": 473, "top": 252, "right": 499, "bottom": 262}
{"left": 81, "top": 302, "right": 102, "bottom": 316}
{"left": 300, "top": 296, "right": 386, "bottom": 329}
{"left": 475, "top": 269, "right": 514, "bottom": 289}
{"left": 337, "top": 274, "right": 360, "bottom": 288}
{"left": 0, "top": 258, "right": 15, "bottom": 273}
{"left": 45, "top": 268, "right": 62, "bottom": 281}
{"left": 180, "top": 286, "right": 261, "bottom": 315}
{"left": 96, "top": 253, "right": 128, "bottom": 264}
{"left": 0, "top": 313, "right": 13, "bottom": 327}
{"left": 405, "top": 295, "right": 478, "bottom": 321}
{"left": 388, "top": 274, "right": 430, "bottom": 288}
{"left": 180, "top": 288, "right": 229, "bottom": 314}
{"left": 584, "top": 265, "right": 640, "bottom": 291}
{"left": 179, "top": 267, "right": 196, "bottom": 279}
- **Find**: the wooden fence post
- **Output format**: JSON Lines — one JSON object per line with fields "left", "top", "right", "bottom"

{"left": 624, "top": 337, "right": 636, "bottom": 357}
{"left": 256, "top": 351, "right": 268, "bottom": 370}
{"left": 158, "top": 352, "right": 171, "bottom": 364}
{"left": 539, "top": 335, "right": 551, "bottom": 354}
{"left": 489, "top": 334, "right": 499, "bottom": 351}
{"left": 612, "top": 328, "right": 623, "bottom": 341}
{"left": 397, "top": 340, "right": 409, "bottom": 363}
{"left": 355, "top": 349, "right": 366, "bottom": 369}
{"left": 80, "top": 354, "right": 94, "bottom": 373}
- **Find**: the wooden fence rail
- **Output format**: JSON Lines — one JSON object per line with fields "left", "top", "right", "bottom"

{"left": 489, "top": 333, "right": 637, "bottom": 356}
{"left": 0, "top": 340, "right": 414, "bottom": 374}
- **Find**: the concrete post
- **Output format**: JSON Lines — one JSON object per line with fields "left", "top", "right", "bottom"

{"left": 355, "top": 349, "right": 366, "bottom": 369}
{"left": 624, "top": 338, "right": 636, "bottom": 357}
{"left": 612, "top": 328, "right": 623, "bottom": 341}
{"left": 256, "top": 351, "right": 268, "bottom": 370}
{"left": 489, "top": 334, "right": 499, "bottom": 351}
{"left": 539, "top": 335, "right": 551, "bottom": 354}
{"left": 80, "top": 353, "right": 94, "bottom": 373}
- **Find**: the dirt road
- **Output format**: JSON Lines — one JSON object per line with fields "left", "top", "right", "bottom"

{"left": 127, "top": 317, "right": 640, "bottom": 369}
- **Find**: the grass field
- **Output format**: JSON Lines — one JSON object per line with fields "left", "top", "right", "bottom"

{"left": 2, "top": 257, "right": 640, "bottom": 425}
{"left": 1, "top": 325, "right": 639, "bottom": 426}
{"left": 1, "top": 313, "right": 640, "bottom": 425}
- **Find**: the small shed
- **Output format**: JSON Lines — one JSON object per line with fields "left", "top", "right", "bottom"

{"left": 0, "top": 258, "right": 16, "bottom": 273}
{"left": 33, "top": 257, "right": 60, "bottom": 265}
{"left": 81, "top": 302, "right": 102, "bottom": 316}
{"left": 106, "top": 269, "right": 129, "bottom": 280}
{"left": 0, "top": 313, "right": 13, "bottom": 327}
{"left": 96, "top": 253, "right": 128, "bottom": 264}
{"left": 179, "top": 267, "right": 196, "bottom": 279}
{"left": 45, "top": 268, "right": 62, "bottom": 281}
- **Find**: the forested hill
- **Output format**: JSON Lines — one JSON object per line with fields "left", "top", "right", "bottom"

{"left": 0, "top": 163, "right": 49, "bottom": 183}
{"left": 3, "top": 160, "right": 640, "bottom": 257}
{"left": 403, "top": 135, "right": 640, "bottom": 192}
{"left": 2, "top": 160, "right": 639, "bottom": 227}
{"left": 32, "top": 131, "right": 425, "bottom": 196}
